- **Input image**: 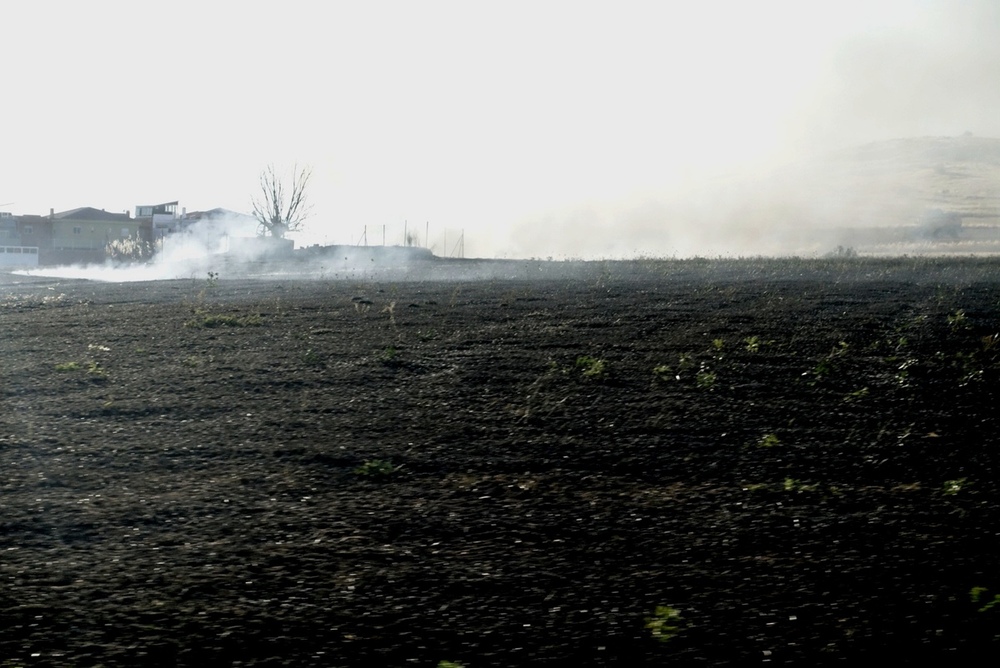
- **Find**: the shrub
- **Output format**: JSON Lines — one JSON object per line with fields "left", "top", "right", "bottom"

{"left": 107, "top": 235, "right": 155, "bottom": 263}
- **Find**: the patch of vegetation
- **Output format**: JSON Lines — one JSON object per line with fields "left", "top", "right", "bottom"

{"left": 947, "top": 309, "right": 971, "bottom": 332}
{"left": 783, "top": 477, "right": 819, "bottom": 493}
{"left": 185, "top": 312, "right": 263, "bottom": 328}
{"left": 695, "top": 367, "right": 717, "bottom": 389}
{"left": 971, "top": 587, "right": 1000, "bottom": 613}
{"left": 354, "top": 460, "right": 397, "bottom": 478}
{"left": 804, "top": 341, "right": 849, "bottom": 385}
{"left": 758, "top": 433, "right": 781, "bottom": 448}
{"left": 942, "top": 478, "right": 971, "bottom": 495}
{"left": 744, "top": 336, "right": 762, "bottom": 353}
{"left": 652, "top": 364, "right": 672, "bottom": 381}
{"left": 107, "top": 235, "right": 155, "bottom": 263}
{"left": 54, "top": 360, "right": 105, "bottom": 377}
{"left": 743, "top": 483, "right": 771, "bottom": 493}
{"left": 379, "top": 346, "right": 401, "bottom": 366}
{"left": 645, "top": 605, "right": 684, "bottom": 642}
{"left": 894, "top": 358, "right": 917, "bottom": 388}
{"left": 575, "top": 355, "right": 606, "bottom": 378}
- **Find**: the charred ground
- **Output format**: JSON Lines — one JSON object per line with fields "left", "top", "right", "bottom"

{"left": 1, "top": 257, "right": 999, "bottom": 666}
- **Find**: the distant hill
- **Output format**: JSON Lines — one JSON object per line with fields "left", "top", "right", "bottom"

{"left": 512, "top": 135, "right": 1000, "bottom": 258}
{"left": 815, "top": 135, "right": 1000, "bottom": 222}
{"left": 725, "top": 135, "right": 1000, "bottom": 255}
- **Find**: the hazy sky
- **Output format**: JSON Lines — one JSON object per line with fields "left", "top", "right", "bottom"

{"left": 3, "top": 1, "right": 999, "bottom": 258}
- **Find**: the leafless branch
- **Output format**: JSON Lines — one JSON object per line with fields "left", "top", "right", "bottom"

{"left": 252, "top": 164, "right": 313, "bottom": 238}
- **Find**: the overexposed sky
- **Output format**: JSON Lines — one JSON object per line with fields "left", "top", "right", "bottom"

{"left": 3, "top": 1, "right": 998, "bottom": 257}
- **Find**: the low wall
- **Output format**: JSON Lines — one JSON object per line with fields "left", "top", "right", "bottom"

{"left": 0, "top": 246, "right": 39, "bottom": 267}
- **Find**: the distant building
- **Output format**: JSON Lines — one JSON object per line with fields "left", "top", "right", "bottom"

{"left": 180, "top": 207, "right": 257, "bottom": 228}
{"left": 178, "top": 207, "right": 260, "bottom": 246}
{"left": 48, "top": 207, "right": 150, "bottom": 265}
{"left": 0, "top": 200, "right": 266, "bottom": 267}
{"left": 0, "top": 212, "right": 16, "bottom": 244}
{"left": 136, "top": 201, "right": 180, "bottom": 238}
{"left": 15, "top": 215, "right": 50, "bottom": 250}
{"left": 0, "top": 212, "right": 40, "bottom": 267}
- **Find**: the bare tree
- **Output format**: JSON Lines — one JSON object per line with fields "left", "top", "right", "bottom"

{"left": 251, "top": 164, "right": 313, "bottom": 238}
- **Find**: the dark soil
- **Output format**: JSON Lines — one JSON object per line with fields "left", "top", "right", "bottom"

{"left": 2, "top": 258, "right": 1000, "bottom": 667}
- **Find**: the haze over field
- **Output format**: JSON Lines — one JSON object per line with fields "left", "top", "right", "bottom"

{"left": 4, "top": 1, "right": 1000, "bottom": 258}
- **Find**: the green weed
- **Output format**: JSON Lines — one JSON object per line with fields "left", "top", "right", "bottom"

{"left": 677, "top": 352, "right": 696, "bottom": 371}
{"left": 895, "top": 358, "right": 917, "bottom": 387}
{"left": 645, "top": 605, "right": 683, "bottom": 642}
{"left": 575, "top": 355, "right": 606, "bottom": 378}
{"left": 805, "top": 341, "right": 849, "bottom": 385}
{"left": 55, "top": 360, "right": 105, "bottom": 377}
{"left": 354, "top": 460, "right": 397, "bottom": 478}
{"left": 947, "top": 309, "right": 970, "bottom": 331}
{"left": 758, "top": 433, "right": 780, "bottom": 448}
{"left": 743, "top": 483, "right": 771, "bottom": 493}
{"left": 783, "top": 477, "right": 819, "bottom": 493}
{"left": 695, "top": 369, "right": 717, "bottom": 389}
{"left": 942, "top": 478, "right": 971, "bottom": 495}
{"left": 652, "top": 364, "right": 672, "bottom": 380}
{"left": 971, "top": 587, "right": 1000, "bottom": 613}
{"left": 379, "top": 346, "right": 401, "bottom": 366}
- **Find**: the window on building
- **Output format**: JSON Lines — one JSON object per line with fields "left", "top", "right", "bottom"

{"left": 73, "top": 226, "right": 82, "bottom": 234}
{"left": 22, "top": 225, "right": 32, "bottom": 234}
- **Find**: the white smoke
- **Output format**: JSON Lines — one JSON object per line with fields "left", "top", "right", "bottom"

{"left": 16, "top": 213, "right": 261, "bottom": 282}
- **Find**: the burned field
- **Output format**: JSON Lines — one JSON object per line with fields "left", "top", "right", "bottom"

{"left": 1, "top": 258, "right": 1000, "bottom": 667}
